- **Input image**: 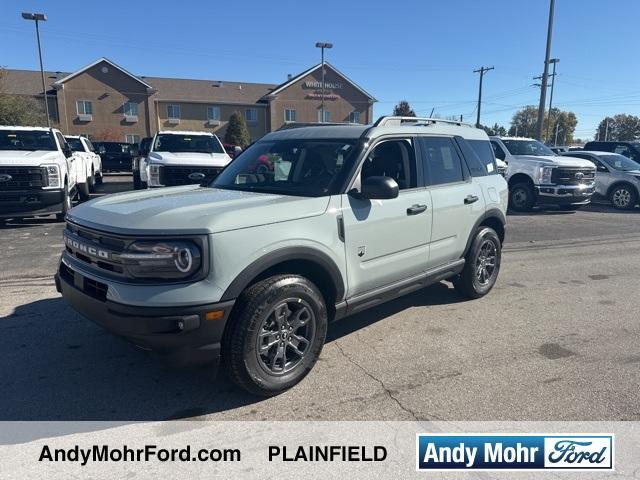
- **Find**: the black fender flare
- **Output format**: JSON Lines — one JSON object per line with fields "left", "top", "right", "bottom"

{"left": 462, "top": 208, "right": 507, "bottom": 258}
{"left": 220, "top": 246, "right": 346, "bottom": 302}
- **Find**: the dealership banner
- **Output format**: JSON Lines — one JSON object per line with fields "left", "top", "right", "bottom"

{"left": 0, "top": 421, "right": 637, "bottom": 479}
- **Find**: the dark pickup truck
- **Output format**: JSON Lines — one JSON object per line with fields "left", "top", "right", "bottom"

{"left": 94, "top": 142, "right": 135, "bottom": 172}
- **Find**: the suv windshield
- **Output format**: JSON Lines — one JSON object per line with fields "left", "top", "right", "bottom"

{"left": 65, "top": 137, "right": 84, "bottom": 152}
{"left": 502, "top": 139, "right": 555, "bottom": 157}
{"left": 0, "top": 130, "right": 56, "bottom": 151}
{"left": 212, "top": 139, "right": 358, "bottom": 197}
{"left": 153, "top": 134, "right": 224, "bottom": 154}
{"left": 600, "top": 154, "right": 640, "bottom": 171}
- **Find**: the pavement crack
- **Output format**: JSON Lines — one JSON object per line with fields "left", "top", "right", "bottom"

{"left": 333, "top": 340, "right": 420, "bottom": 421}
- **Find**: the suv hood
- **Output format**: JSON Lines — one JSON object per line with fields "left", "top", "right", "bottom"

{"left": 149, "top": 151, "right": 231, "bottom": 167}
{"left": 0, "top": 150, "right": 60, "bottom": 166}
{"left": 513, "top": 154, "right": 595, "bottom": 168}
{"left": 67, "top": 186, "right": 330, "bottom": 235}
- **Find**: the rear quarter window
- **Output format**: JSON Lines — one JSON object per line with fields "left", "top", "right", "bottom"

{"left": 465, "top": 139, "right": 499, "bottom": 176}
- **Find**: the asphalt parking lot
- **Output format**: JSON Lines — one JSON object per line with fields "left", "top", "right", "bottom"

{"left": 1, "top": 175, "right": 639, "bottom": 422}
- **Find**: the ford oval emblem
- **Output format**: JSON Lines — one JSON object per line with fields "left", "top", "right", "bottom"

{"left": 575, "top": 172, "right": 584, "bottom": 180}
{"left": 188, "top": 172, "right": 206, "bottom": 181}
{"left": 0, "top": 174, "right": 12, "bottom": 183}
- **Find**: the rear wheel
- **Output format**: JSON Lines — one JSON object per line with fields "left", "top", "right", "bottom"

{"left": 95, "top": 172, "right": 103, "bottom": 185}
{"left": 453, "top": 227, "right": 501, "bottom": 299}
{"left": 133, "top": 170, "right": 142, "bottom": 190}
{"left": 223, "top": 274, "right": 328, "bottom": 396}
{"left": 509, "top": 182, "right": 535, "bottom": 211}
{"left": 88, "top": 169, "right": 96, "bottom": 193}
{"left": 609, "top": 184, "right": 637, "bottom": 210}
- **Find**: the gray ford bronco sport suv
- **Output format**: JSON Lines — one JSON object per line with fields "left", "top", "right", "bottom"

{"left": 56, "top": 116, "right": 508, "bottom": 396}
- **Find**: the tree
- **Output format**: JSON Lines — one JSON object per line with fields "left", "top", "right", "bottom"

{"left": 595, "top": 114, "right": 640, "bottom": 141}
{"left": 0, "top": 68, "right": 47, "bottom": 126}
{"left": 224, "top": 111, "right": 251, "bottom": 147}
{"left": 392, "top": 100, "right": 415, "bottom": 117}
{"left": 481, "top": 123, "right": 507, "bottom": 136}
{"left": 508, "top": 105, "right": 578, "bottom": 144}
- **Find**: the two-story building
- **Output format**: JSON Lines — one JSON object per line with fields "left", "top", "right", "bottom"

{"left": 1, "top": 57, "right": 376, "bottom": 143}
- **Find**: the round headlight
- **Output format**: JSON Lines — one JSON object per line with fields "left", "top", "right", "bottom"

{"left": 175, "top": 247, "right": 193, "bottom": 273}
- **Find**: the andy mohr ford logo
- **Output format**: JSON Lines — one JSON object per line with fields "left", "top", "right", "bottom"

{"left": 64, "top": 234, "right": 111, "bottom": 260}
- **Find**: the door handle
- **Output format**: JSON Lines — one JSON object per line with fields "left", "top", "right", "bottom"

{"left": 406, "top": 204, "right": 428, "bottom": 215}
{"left": 464, "top": 195, "right": 479, "bottom": 205}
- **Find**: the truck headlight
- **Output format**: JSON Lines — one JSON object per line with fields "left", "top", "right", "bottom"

{"left": 148, "top": 164, "right": 163, "bottom": 187}
{"left": 120, "top": 240, "right": 202, "bottom": 279}
{"left": 42, "top": 164, "right": 61, "bottom": 188}
{"left": 538, "top": 166, "right": 553, "bottom": 185}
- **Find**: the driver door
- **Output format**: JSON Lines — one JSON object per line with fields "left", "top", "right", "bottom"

{"left": 341, "top": 137, "right": 432, "bottom": 297}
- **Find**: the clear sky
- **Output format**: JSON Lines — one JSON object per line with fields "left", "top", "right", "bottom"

{"left": 3, "top": 0, "right": 639, "bottom": 141}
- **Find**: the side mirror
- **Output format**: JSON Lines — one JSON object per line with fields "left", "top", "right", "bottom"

{"left": 63, "top": 145, "right": 73, "bottom": 158}
{"left": 597, "top": 165, "right": 608, "bottom": 172}
{"left": 358, "top": 176, "right": 399, "bottom": 200}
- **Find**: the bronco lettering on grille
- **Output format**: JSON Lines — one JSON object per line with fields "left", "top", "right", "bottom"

{"left": 64, "top": 234, "right": 110, "bottom": 260}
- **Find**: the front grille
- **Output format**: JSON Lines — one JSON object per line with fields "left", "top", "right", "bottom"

{"left": 0, "top": 167, "right": 45, "bottom": 191}
{"left": 59, "top": 262, "right": 108, "bottom": 302}
{"left": 551, "top": 168, "right": 595, "bottom": 185}
{"left": 64, "top": 222, "right": 129, "bottom": 278}
{"left": 160, "top": 166, "right": 223, "bottom": 186}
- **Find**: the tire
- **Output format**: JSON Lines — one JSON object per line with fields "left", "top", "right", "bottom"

{"left": 95, "top": 172, "right": 103, "bottom": 185}
{"left": 453, "top": 227, "right": 502, "bottom": 299}
{"left": 223, "top": 274, "right": 328, "bottom": 396}
{"left": 78, "top": 181, "right": 90, "bottom": 201}
{"left": 609, "top": 184, "right": 637, "bottom": 210}
{"left": 55, "top": 182, "right": 71, "bottom": 222}
{"left": 88, "top": 169, "right": 96, "bottom": 193}
{"left": 133, "top": 170, "right": 141, "bottom": 190}
{"left": 509, "top": 182, "right": 535, "bottom": 211}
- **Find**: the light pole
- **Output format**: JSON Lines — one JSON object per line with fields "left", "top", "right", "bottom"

{"left": 535, "top": 0, "right": 555, "bottom": 140}
{"left": 315, "top": 42, "right": 333, "bottom": 123}
{"left": 22, "top": 12, "right": 50, "bottom": 127}
{"left": 545, "top": 58, "right": 560, "bottom": 144}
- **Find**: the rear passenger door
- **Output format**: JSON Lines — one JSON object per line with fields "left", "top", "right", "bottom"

{"left": 418, "top": 136, "right": 485, "bottom": 268}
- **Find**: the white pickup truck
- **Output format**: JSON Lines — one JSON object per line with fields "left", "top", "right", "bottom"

{"left": 490, "top": 136, "right": 596, "bottom": 211}
{"left": 0, "top": 126, "right": 87, "bottom": 221}
{"left": 65, "top": 135, "right": 103, "bottom": 196}
{"left": 139, "top": 131, "right": 232, "bottom": 188}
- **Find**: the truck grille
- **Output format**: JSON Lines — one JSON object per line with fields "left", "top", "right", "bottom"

{"left": 551, "top": 168, "right": 595, "bottom": 185}
{"left": 160, "top": 166, "right": 223, "bottom": 187}
{"left": 64, "top": 222, "right": 129, "bottom": 279}
{"left": 0, "top": 167, "right": 45, "bottom": 191}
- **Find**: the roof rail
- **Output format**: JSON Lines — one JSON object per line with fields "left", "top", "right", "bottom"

{"left": 276, "top": 122, "right": 360, "bottom": 131}
{"left": 373, "top": 116, "right": 474, "bottom": 128}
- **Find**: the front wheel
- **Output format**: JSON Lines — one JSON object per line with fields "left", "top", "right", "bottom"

{"left": 223, "top": 275, "right": 328, "bottom": 396}
{"left": 509, "top": 182, "right": 535, "bottom": 211}
{"left": 610, "top": 184, "right": 637, "bottom": 210}
{"left": 453, "top": 227, "right": 501, "bottom": 299}
{"left": 78, "top": 181, "right": 90, "bottom": 201}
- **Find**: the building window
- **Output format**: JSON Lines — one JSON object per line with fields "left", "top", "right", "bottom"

{"left": 245, "top": 108, "right": 258, "bottom": 123}
{"left": 284, "top": 109, "right": 297, "bottom": 123}
{"left": 317, "top": 110, "right": 330, "bottom": 123}
{"left": 123, "top": 102, "right": 138, "bottom": 117}
{"left": 125, "top": 134, "right": 141, "bottom": 144}
{"left": 207, "top": 106, "right": 221, "bottom": 121}
{"left": 348, "top": 111, "right": 360, "bottom": 124}
{"left": 167, "top": 104, "right": 181, "bottom": 119}
{"left": 76, "top": 100, "right": 92, "bottom": 115}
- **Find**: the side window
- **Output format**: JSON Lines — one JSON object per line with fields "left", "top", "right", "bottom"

{"left": 419, "top": 137, "right": 465, "bottom": 186}
{"left": 490, "top": 141, "right": 506, "bottom": 160}
{"left": 86, "top": 139, "right": 95, "bottom": 152}
{"left": 55, "top": 132, "right": 67, "bottom": 150}
{"left": 361, "top": 138, "right": 418, "bottom": 190}
{"left": 614, "top": 145, "right": 631, "bottom": 157}
{"left": 459, "top": 138, "right": 496, "bottom": 176}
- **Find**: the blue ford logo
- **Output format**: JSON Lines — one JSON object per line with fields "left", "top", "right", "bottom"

{"left": 0, "top": 174, "right": 12, "bottom": 183}
{"left": 188, "top": 172, "right": 206, "bottom": 181}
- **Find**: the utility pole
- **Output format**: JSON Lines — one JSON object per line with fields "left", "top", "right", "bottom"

{"left": 535, "top": 0, "right": 555, "bottom": 140}
{"left": 473, "top": 66, "right": 494, "bottom": 128}
{"left": 315, "top": 42, "right": 333, "bottom": 123}
{"left": 545, "top": 58, "right": 560, "bottom": 143}
{"left": 554, "top": 122, "right": 560, "bottom": 146}
{"left": 605, "top": 119, "right": 609, "bottom": 141}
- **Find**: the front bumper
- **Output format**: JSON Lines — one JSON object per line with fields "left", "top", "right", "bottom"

{"left": 536, "top": 184, "right": 595, "bottom": 205}
{"left": 0, "top": 189, "right": 64, "bottom": 218}
{"left": 55, "top": 261, "right": 235, "bottom": 369}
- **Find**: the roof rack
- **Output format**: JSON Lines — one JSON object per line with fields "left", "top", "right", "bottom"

{"left": 276, "top": 122, "right": 362, "bottom": 131}
{"left": 373, "top": 116, "right": 473, "bottom": 128}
